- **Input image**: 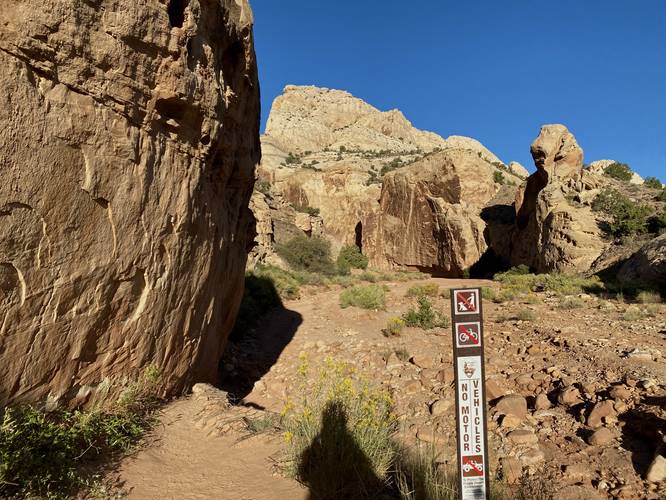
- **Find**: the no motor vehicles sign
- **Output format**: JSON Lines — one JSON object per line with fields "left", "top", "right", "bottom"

{"left": 450, "top": 288, "right": 489, "bottom": 500}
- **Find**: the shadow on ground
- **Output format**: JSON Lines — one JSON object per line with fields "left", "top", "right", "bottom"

{"left": 618, "top": 395, "right": 666, "bottom": 477}
{"left": 218, "top": 277, "right": 302, "bottom": 402}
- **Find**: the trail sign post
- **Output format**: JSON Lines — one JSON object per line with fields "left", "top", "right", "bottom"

{"left": 450, "top": 288, "right": 490, "bottom": 500}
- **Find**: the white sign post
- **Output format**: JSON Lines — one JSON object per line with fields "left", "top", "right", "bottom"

{"left": 450, "top": 288, "right": 490, "bottom": 500}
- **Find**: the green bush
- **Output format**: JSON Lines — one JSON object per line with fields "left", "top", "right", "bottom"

{"left": 644, "top": 177, "right": 663, "bottom": 189}
{"left": 493, "top": 170, "right": 506, "bottom": 185}
{"left": 402, "top": 297, "right": 450, "bottom": 330}
{"left": 516, "top": 309, "right": 536, "bottom": 321}
{"left": 339, "top": 285, "right": 387, "bottom": 310}
{"left": 382, "top": 317, "right": 405, "bottom": 337}
{"left": 292, "top": 204, "right": 321, "bottom": 217}
{"left": 604, "top": 162, "right": 633, "bottom": 181}
{"left": 252, "top": 265, "right": 302, "bottom": 300}
{"left": 494, "top": 270, "right": 604, "bottom": 296}
{"left": 254, "top": 179, "right": 271, "bottom": 195}
{"left": 405, "top": 283, "right": 439, "bottom": 298}
{"left": 0, "top": 368, "right": 160, "bottom": 499}
{"left": 283, "top": 357, "right": 396, "bottom": 499}
{"left": 276, "top": 235, "right": 336, "bottom": 275}
{"left": 558, "top": 296, "right": 585, "bottom": 309}
{"left": 647, "top": 211, "right": 666, "bottom": 234}
{"left": 657, "top": 189, "right": 666, "bottom": 202}
{"left": 592, "top": 189, "right": 652, "bottom": 237}
{"left": 337, "top": 245, "right": 369, "bottom": 270}
{"left": 637, "top": 290, "right": 662, "bottom": 304}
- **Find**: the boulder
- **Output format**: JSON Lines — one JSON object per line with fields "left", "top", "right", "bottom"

{"left": 494, "top": 394, "right": 528, "bottom": 420}
{"left": 0, "top": 0, "right": 260, "bottom": 406}
{"left": 618, "top": 233, "right": 666, "bottom": 287}
{"left": 512, "top": 125, "right": 606, "bottom": 273}
{"left": 374, "top": 149, "right": 500, "bottom": 275}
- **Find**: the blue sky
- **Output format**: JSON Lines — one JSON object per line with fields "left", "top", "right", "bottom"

{"left": 252, "top": 1, "right": 665, "bottom": 180}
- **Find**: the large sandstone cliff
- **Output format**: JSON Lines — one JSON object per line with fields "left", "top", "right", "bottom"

{"left": 0, "top": 0, "right": 260, "bottom": 406}
{"left": 254, "top": 85, "right": 523, "bottom": 271}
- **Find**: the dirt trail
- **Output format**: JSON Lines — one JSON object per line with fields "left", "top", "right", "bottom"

{"left": 110, "top": 277, "right": 666, "bottom": 499}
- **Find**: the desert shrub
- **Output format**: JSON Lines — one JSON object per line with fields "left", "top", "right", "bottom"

{"left": 494, "top": 270, "right": 603, "bottom": 296}
{"left": 645, "top": 304, "right": 661, "bottom": 317}
{"left": 558, "top": 296, "right": 585, "bottom": 309}
{"left": 405, "top": 283, "right": 439, "bottom": 298}
{"left": 637, "top": 290, "right": 662, "bottom": 304}
{"left": 592, "top": 189, "right": 652, "bottom": 237}
{"left": 242, "top": 412, "right": 281, "bottom": 435}
{"left": 251, "top": 265, "right": 301, "bottom": 300}
{"left": 493, "top": 289, "right": 517, "bottom": 303}
{"left": 394, "top": 347, "right": 411, "bottom": 362}
{"left": 481, "top": 287, "right": 497, "bottom": 301}
{"left": 604, "top": 162, "right": 633, "bottom": 181}
{"left": 254, "top": 179, "right": 271, "bottom": 195}
{"left": 284, "top": 152, "right": 302, "bottom": 166}
{"left": 493, "top": 170, "right": 506, "bottom": 185}
{"left": 647, "top": 211, "right": 666, "bottom": 234}
{"left": 393, "top": 444, "right": 457, "bottom": 500}
{"left": 336, "top": 256, "right": 351, "bottom": 276}
{"left": 0, "top": 367, "right": 160, "bottom": 499}
{"left": 337, "top": 245, "right": 369, "bottom": 270}
{"left": 276, "top": 235, "right": 336, "bottom": 275}
{"left": 382, "top": 317, "right": 405, "bottom": 337}
{"left": 644, "top": 176, "right": 663, "bottom": 189}
{"left": 523, "top": 292, "right": 541, "bottom": 304}
{"left": 622, "top": 306, "right": 645, "bottom": 321}
{"left": 359, "top": 271, "right": 379, "bottom": 282}
{"left": 516, "top": 309, "right": 536, "bottom": 321}
{"left": 339, "top": 284, "right": 387, "bottom": 310}
{"left": 402, "top": 297, "right": 450, "bottom": 330}
{"left": 657, "top": 189, "right": 666, "bottom": 202}
{"left": 282, "top": 356, "right": 396, "bottom": 499}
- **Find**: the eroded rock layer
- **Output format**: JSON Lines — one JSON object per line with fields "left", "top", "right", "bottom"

{"left": 511, "top": 125, "right": 606, "bottom": 273}
{"left": 0, "top": 0, "right": 260, "bottom": 406}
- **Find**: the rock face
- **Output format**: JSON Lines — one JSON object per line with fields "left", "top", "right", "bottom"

{"left": 264, "top": 85, "right": 447, "bottom": 154}
{"left": 508, "top": 161, "right": 530, "bottom": 179}
{"left": 255, "top": 85, "right": 523, "bottom": 272}
{"left": 0, "top": 0, "right": 260, "bottom": 406}
{"left": 618, "top": 234, "right": 666, "bottom": 287}
{"left": 374, "top": 150, "right": 500, "bottom": 275}
{"left": 511, "top": 125, "right": 606, "bottom": 272}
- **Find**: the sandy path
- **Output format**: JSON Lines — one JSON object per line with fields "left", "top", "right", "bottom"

{"left": 113, "top": 397, "right": 308, "bottom": 500}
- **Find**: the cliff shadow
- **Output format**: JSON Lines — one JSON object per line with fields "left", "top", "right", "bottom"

{"left": 219, "top": 275, "right": 302, "bottom": 402}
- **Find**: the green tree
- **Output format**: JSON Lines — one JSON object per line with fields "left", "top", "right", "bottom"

{"left": 644, "top": 176, "right": 663, "bottom": 189}
{"left": 603, "top": 162, "right": 633, "bottom": 181}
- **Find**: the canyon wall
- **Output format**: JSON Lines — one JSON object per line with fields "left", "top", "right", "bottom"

{"left": 0, "top": 0, "right": 260, "bottom": 406}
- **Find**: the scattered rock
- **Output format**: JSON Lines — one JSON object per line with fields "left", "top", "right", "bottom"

{"left": 486, "top": 378, "right": 510, "bottom": 401}
{"left": 534, "top": 393, "right": 552, "bottom": 410}
{"left": 558, "top": 386, "right": 584, "bottom": 406}
{"left": 587, "top": 427, "right": 615, "bottom": 446}
{"left": 429, "top": 399, "right": 452, "bottom": 417}
{"left": 609, "top": 385, "right": 632, "bottom": 401}
{"left": 519, "top": 447, "right": 545, "bottom": 466}
{"left": 507, "top": 429, "right": 538, "bottom": 446}
{"left": 646, "top": 454, "right": 666, "bottom": 483}
{"left": 494, "top": 394, "right": 528, "bottom": 420}
{"left": 587, "top": 400, "right": 617, "bottom": 429}
{"left": 501, "top": 456, "right": 523, "bottom": 484}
